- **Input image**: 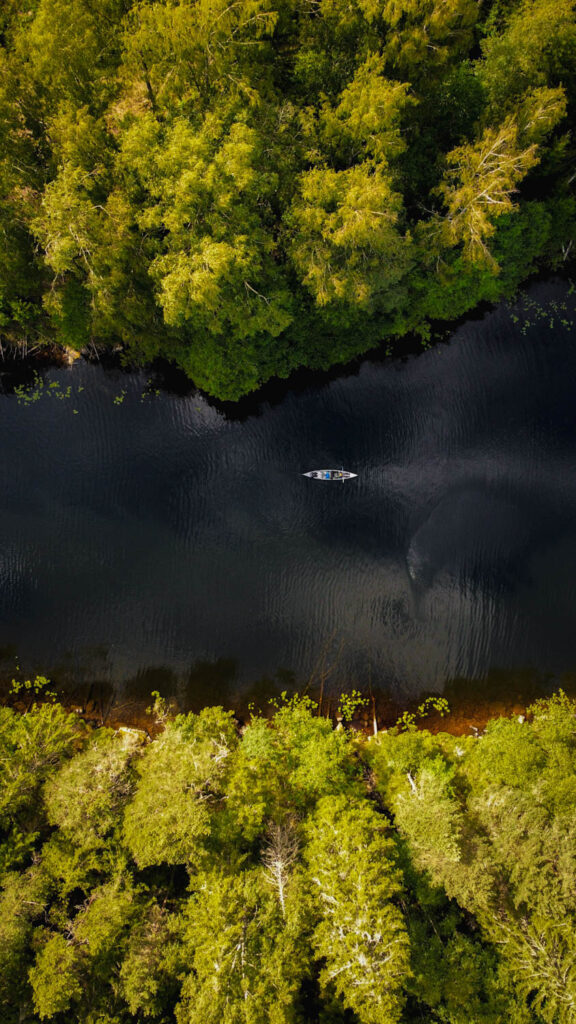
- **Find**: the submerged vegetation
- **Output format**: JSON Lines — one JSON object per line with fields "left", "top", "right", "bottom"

{"left": 0, "top": 0, "right": 575, "bottom": 398}
{"left": 1, "top": 689, "right": 576, "bottom": 1023}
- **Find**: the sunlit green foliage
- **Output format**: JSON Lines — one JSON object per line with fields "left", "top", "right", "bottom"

{"left": 0, "top": 0, "right": 573, "bottom": 396}
{"left": 223, "top": 694, "right": 360, "bottom": 843}
{"left": 0, "top": 703, "right": 83, "bottom": 843}
{"left": 176, "top": 867, "right": 311, "bottom": 1024}
{"left": 123, "top": 706, "right": 238, "bottom": 867}
{"left": 305, "top": 795, "right": 409, "bottom": 1024}
{"left": 368, "top": 691, "right": 576, "bottom": 1023}
{"left": 1, "top": 692, "right": 576, "bottom": 1021}
{"left": 44, "top": 731, "right": 136, "bottom": 846}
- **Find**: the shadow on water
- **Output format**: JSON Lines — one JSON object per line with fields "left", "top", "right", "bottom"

{"left": 2, "top": 634, "right": 576, "bottom": 734}
{"left": 1, "top": 275, "right": 576, "bottom": 715}
{"left": 141, "top": 269, "right": 572, "bottom": 423}
{"left": 118, "top": 661, "right": 302, "bottom": 721}
{"left": 183, "top": 657, "right": 239, "bottom": 710}
{"left": 444, "top": 666, "right": 576, "bottom": 706}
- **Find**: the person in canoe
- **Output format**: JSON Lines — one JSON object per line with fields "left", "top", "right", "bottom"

{"left": 303, "top": 469, "right": 357, "bottom": 480}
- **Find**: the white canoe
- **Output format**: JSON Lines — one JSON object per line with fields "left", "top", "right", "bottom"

{"left": 303, "top": 469, "right": 357, "bottom": 480}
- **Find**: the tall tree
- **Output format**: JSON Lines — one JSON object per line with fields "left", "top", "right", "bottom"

{"left": 123, "top": 707, "right": 237, "bottom": 868}
{"left": 304, "top": 795, "right": 410, "bottom": 1024}
{"left": 176, "top": 867, "right": 312, "bottom": 1024}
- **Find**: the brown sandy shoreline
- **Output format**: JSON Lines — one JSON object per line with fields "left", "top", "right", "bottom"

{"left": 3, "top": 675, "right": 570, "bottom": 740}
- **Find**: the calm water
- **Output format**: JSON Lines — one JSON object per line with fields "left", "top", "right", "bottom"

{"left": 1, "top": 278, "right": 575, "bottom": 708}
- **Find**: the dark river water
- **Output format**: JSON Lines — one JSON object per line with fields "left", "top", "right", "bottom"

{"left": 1, "top": 278, "right": 576, "bottom": 711}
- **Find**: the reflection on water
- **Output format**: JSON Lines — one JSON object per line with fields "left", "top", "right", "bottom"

{"left": 0, "top": 278, "right": 576, "bottom": 705}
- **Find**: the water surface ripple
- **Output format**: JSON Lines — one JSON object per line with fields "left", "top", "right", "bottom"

{"left": 1, "top": 278, "right": 575, "bottom": 704}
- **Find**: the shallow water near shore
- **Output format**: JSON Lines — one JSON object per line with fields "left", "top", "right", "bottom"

{"left": 1, "top": 277, "right": 576, "bottom": 710}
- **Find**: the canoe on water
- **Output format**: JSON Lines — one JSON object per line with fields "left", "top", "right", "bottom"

{"left": 303, "top": 469, "right": 357, "bottom": 480}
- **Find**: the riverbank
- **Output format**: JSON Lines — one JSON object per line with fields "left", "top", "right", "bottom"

{"left": 3, "top": 670, "right": 570, "bottom": 739}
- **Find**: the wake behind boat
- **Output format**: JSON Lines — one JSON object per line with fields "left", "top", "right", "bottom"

{"left": 303, "top": 469, "right": 357, "bottom": 480}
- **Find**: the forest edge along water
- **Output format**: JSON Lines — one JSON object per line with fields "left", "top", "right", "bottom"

{"left": 0, "top": 0, "right": 574, "bottom": 404}
{"left": 1, "top": 276, "right": 576, "bottom": 728}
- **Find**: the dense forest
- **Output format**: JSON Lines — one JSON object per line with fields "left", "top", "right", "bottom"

{"left": 0, "top": 0, "right": 575, "bottom": 398}
{"left": 1, "top": 689, "right": 576, "bottom": 1023}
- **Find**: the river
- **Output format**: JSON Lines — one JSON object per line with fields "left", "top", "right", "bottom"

{"left": 1, "top": 277, "right": 575, "bottom": 714}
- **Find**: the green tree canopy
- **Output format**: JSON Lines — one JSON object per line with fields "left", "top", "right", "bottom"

{"left": 0, "top": 0, "right": 573, "bottom": 397}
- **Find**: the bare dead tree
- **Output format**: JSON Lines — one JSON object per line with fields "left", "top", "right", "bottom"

{"left": 366, "top": 662, "right": 378, "bottom": 736}
{"left": 262, "top": 821, "right": 299, "bottom": 917}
